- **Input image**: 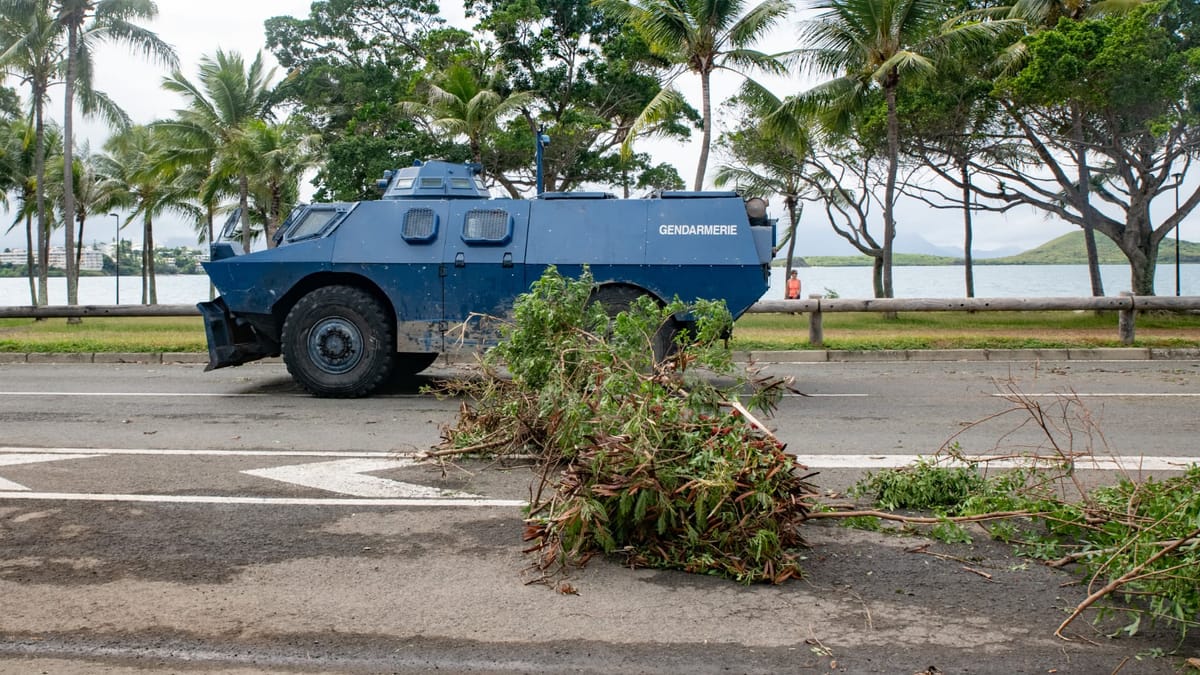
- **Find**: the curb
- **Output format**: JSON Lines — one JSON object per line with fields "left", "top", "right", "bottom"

{"left": 4, "top": 348, "right": 1200, "bottom": 365}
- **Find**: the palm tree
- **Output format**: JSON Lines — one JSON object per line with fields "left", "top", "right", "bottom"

{"left": 95, "top": 124, "right": 197, "bottom": 304}
{"left": 54, "top": 143, "right": 114, "bottom": 274}
{"left": 54, "top": 0, "right": 175, "bottom": 308}
{"left": 159, "top": 50, "right": 276, "bottom": 254}
{"left": 237, "top": 120, "right": 318, "bottom": 246}
{"left": 0, "top": 0, "right": 58, "bottom": 305}
{"left": 791, "top": 0, "right": 1015, "bottom": 298}
{"left": 0, "top": 119, "right": 31, "bottom": 301}
{"left": 596, "top": 0, "right": 790, "bottom": 190}
{"left": 714, "top": 84, "right": 812, "bottom": 286}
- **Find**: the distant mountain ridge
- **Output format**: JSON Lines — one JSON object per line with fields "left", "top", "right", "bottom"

{"left": 795, "top": 231, "right": 1200, "bottom": 267}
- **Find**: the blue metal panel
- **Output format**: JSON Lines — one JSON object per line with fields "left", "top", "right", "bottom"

{"left": 202, "top": 238, "right": 337, "bottom": 315}
{"left": 525, "top": 199, "right": 648, "bottom": 267}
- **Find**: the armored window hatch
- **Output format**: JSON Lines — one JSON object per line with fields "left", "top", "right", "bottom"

{"left": 402, "top": 208, "right": 438, "bottom": 243}
{"left": 462, "top": 208, "right": 512, "bottom": 245}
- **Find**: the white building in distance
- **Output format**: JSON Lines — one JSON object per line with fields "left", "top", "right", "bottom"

{"left": 0, "top": 247, "right": 104, "bottom": 271}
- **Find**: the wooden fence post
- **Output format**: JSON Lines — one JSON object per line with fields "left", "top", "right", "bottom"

{"left": 1118, "top": 291, "right": 1135, "bottom": 345}
{"left": 808, "top": 294, "right": 823, "bottom": 347}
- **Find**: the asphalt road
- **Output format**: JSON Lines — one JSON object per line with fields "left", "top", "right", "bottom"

{"left": 1, "top": 359, "right": 1198, "bottom": 673}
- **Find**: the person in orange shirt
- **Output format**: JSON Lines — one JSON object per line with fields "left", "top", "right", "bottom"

{"left": 786, "top": 270, "right": 801, "bottom": 299}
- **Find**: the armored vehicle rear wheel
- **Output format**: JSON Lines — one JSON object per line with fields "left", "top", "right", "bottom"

{"left": 589, "top": 285, "right": 679, "bottom": 361}
{"left": 282, "top": 286, "right": 395, "bottom": 398}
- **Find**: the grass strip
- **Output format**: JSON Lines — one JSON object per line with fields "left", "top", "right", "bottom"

{"left": 3, "top": 311, "right": 1200, "bottom": 353}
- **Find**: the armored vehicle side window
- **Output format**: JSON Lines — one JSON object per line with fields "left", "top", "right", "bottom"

{"left": 449, "top": 178, "right": 472, "bottom": 189}
{"left": 288, "top": 208, "right": 343, "bottom": 241}
{"left": 419, "top": 177, "right": 443, "bottom": 189}
{"left": 403, "top": 208, "right": 438, "bottom": 243}
{"left": 462, "top": 209, "right": 512, "bottom": 245}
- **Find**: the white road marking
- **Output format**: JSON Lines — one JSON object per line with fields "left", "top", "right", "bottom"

{"left": 783, "top": 393, "right": 869, "bottom": 397}
{"left": 0, "top": 391, "right": 273, "bottom": 397}
{"left": 0, "top": 453, "right": 101, "bottom": 491}
{"left": 991, "top": 392, "right": 1200, "bottom": 398}
{"left": 793, "top": 454, "right": 1199, "bottom": 471}
{"left": 0, "top": 391, "right": 430, "bottom": 398}
{"left": 4, "top": 447, "right": 1197, "bottom": 471}
{"left": 0, "top": 448, "right": 1193, "bottom": 507}
{"left": 0, "top": 492, "right": 525, "bottom": 507}
{"left": 1, "top": 446, "right": 403, "bottom": 458}
{"left": 243, "top": 458, "right": 481, "bottom": 499}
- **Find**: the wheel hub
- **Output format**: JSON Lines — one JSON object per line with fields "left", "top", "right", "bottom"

{"left": 309, "top": 318, "right": 363, "bottom": 374}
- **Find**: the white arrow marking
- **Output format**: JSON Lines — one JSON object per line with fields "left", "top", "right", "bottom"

{"left": 0, "top": 453, "right": 101, "bottom": 491}
{"left": 242, "top": 458, "right": 482, "bottom": 499}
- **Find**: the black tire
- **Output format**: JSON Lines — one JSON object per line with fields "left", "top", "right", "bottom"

{"left": 589, "top": 285, "right": 678, "bottom": 362}
{"left": 394, "top": 352, "right": 439, "bottom": 377}
{"left": 282, "top": 286, "right": 395, "bottom": 398}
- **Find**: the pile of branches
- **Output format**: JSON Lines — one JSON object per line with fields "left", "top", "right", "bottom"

{"left": 433, "top": 267, "right": 817, "bottom": 584}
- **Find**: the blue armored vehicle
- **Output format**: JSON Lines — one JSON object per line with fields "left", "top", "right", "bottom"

{"left": 199, "top": 160, "right": 774, "bottom": 397}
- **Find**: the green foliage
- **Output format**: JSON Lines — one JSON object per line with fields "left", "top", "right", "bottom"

{"left": 265, "top": 1, "right": 463, "bottom": 201}
{"left": 930, "top": 518, "right": 972, "bottom": 545}
{"left": 851, "top": 457, "right": 985, "bottom": 512}
{"left": 847, "top": 454, "right": 1200, "bottom": 638}
{"left": 437, "top": 266, "right": 816, "bottom": 583}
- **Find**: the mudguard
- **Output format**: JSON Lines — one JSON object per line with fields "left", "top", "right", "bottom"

{"left": 197, "top": 297, "right": 278, "bottom": 371}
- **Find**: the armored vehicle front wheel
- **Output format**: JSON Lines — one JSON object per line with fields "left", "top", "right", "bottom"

{"left": 282, "top": 286, "right": 395, "bottom": 398}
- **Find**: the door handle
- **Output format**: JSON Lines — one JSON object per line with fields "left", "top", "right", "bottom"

{"left": 502, "top": 252, "right": 513, "bottom": 268}
{"left": 455, "top": 252, "right": 465, "bottom": 268}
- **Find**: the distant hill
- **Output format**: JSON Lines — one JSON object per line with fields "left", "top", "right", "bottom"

{"left": 792, "top": 231, "right": 1200, "bottom": 267}
{"left": 986, "top": 231, "right": 1200, "bottom": 265}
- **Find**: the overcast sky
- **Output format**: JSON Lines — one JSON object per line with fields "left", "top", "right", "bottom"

{"left": 2, "top": 0, "right": 1185, "bottom": 257}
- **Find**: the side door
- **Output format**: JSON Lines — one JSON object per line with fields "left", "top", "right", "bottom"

{"left": 441, "top": 200, "right": 531, "bottom": 353}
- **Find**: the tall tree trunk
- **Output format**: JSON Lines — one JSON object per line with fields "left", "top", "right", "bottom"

{"left": 63, "top": 22, "right": 79, "bottom": 317}
{"left": 1129, "top": 248, "right": 1155, "bottom": 296}
{"left": 693, "top": 68, "right": 712, "bottom": 191}
{"left": 207, "top": 206, "right": 216, "bottom": 300}
{"left": 24, "top": 213, "right": 35, "bottom": 304}
{"left": 265, "top": 184, "right": 282, "bottom": 248}
{"left": 1072, "top": 105, "right": 1103, "bottom": 297}
{"left": 141, "top": 234, "right": 149, "bottom": 305}
{"left": 961, "top": 162, "right": 974, "bottom": 298}
{"left": 882, "top": 78, "right": 899, "bottom": 310}
{"left": 146, "top": 216, "right": 157, "bottom": 304}
{"left": 239, "top": 174, "right": 251, "bottom": 254}
{"left": 872, "top": 255, "right": 885, "bottom": 298}
{"left": 74, "top": 216, "right": 84, "bottom": 274}
{"left": 34, "top": 91, "right": 48, "bottom": 307}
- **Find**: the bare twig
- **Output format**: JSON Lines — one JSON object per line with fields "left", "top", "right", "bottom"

{"left": 962, "top": 566, "right": 995, "bottom": 581}
{"left": 1055, "top": 527, "right": 1200, "bottom": 639}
